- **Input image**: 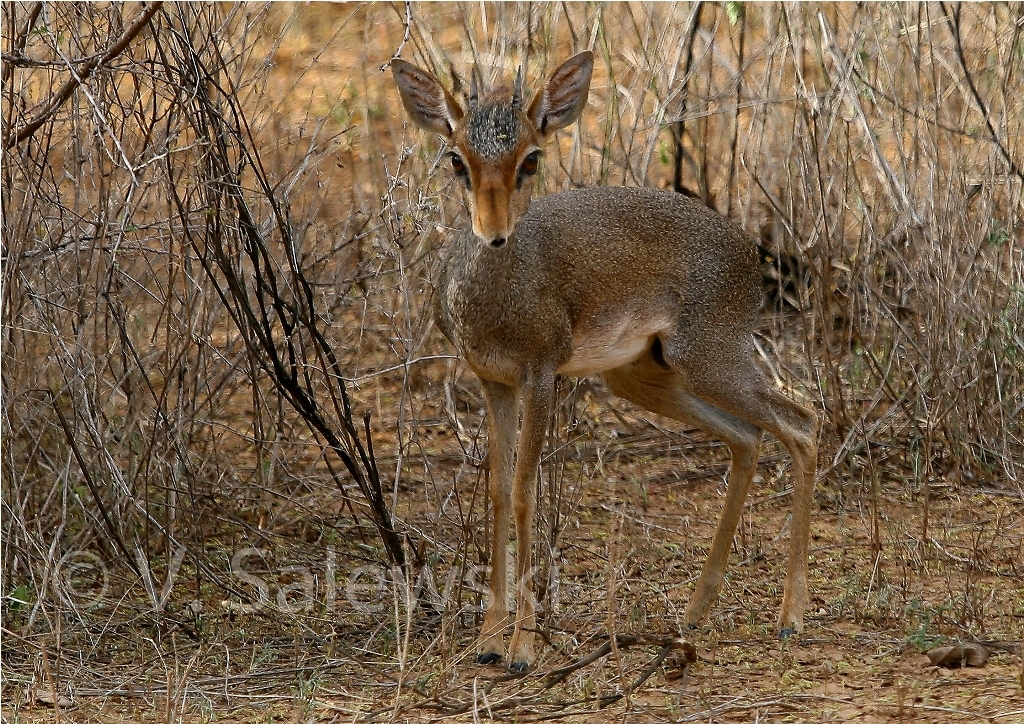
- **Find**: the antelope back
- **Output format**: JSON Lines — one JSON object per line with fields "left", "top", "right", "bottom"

{"left": 392, "top": 52, "right": 594, "bottom": 247}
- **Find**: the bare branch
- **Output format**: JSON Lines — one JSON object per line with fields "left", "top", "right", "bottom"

{"left": 4, "top": 1, "right": 163, "bottom": 149}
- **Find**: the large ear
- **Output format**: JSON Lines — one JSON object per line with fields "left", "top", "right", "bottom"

{"left": 391, "top": 59, "right": 464, "bottom": 138}
{"left": 527, "top": 51, "right": 594, "bottom": 135}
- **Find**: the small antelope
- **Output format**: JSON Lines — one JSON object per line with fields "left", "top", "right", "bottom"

{"left": 392, "top": 51, "right": 819, "bottom": 672}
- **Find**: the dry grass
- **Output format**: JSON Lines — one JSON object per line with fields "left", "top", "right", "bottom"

{"left": 2, "top": 2, "right": 1022, "bottom": 722}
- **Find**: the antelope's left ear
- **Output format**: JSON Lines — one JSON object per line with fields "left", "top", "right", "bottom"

{"left": 527, "top": 51, "right": 594, "bottom": 136}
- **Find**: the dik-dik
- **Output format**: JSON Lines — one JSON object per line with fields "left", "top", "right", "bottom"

{"left": 392, "top": 50, "right": 819, "bottom": 672}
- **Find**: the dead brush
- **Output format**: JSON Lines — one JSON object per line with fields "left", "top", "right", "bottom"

{"left": 2, "top": 1, "right": 1021, "bottom": 720}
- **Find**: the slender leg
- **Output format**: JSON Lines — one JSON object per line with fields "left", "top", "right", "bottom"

{"left": 731, "top": 386, "right": 817, "bottom": 635}
{"left": 663, "top": 341, "right": 820, "bottom": 636}
{"left": 507, "top": 367, "right": 555, "bottom": 671}
{"left": 477, "top": 379, "right": 519, "bottom": 663}
{"left": 701, "top": 382, "right": 816, "bottom": 634}
{"left": 758, "top": 389, "right": 818, "bottom": 635}
{"left": 603, "top": 355, "right": 763, "bottom": 628}
{"left": 686, "top": 430, "right": 762, "bottom": 625}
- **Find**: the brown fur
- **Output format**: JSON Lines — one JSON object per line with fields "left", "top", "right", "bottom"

{"left": 392, "top": 52, "right": 819, "bottom": 672}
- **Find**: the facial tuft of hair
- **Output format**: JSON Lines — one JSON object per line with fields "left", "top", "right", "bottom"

{"left": 466, "top": 89, "right": 525, "bottom": 159}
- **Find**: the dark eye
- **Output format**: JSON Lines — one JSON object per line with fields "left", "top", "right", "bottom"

{"left": 520, "top": 151, "right": 540, "bottom": 176}
{"left": 451, "top": 153, "right": 467, "bottom": 177}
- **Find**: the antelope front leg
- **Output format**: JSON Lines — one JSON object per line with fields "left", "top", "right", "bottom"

{"left": 477, "top": 380, "right": 519, "bottom": 664}
{"left": 508, "top": 368, "right": 555, "bottom": 672}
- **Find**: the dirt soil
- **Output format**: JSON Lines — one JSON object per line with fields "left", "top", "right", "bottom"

{"left": 3, "top": 3, "right": 1022, "bottom": 723}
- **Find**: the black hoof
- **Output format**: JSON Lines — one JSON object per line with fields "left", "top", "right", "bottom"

{"left": 508, "top": 660, "right": 530, "bottom": 674}
{"left": 779, "top": 627, "right": 797, "bottom": 639}
{"left": 476, "top": 652, "right": 503, "bottom": 665}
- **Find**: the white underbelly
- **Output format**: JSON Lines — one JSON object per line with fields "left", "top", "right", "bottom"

{"left": 557, "top": 315, "right": 670, "bottom": 377}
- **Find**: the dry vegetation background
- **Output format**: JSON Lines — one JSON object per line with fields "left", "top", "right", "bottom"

{"left": 2, "top": 2, "right": 1023, "bottom": 722}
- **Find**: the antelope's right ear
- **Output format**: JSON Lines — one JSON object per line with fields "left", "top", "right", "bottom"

{"left": 391, "top": 59, "right": 464, "bottom": 138}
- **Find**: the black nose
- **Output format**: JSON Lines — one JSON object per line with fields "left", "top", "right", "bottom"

{"left": 490, "top": 237, "right": 507, "bottom": 248}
